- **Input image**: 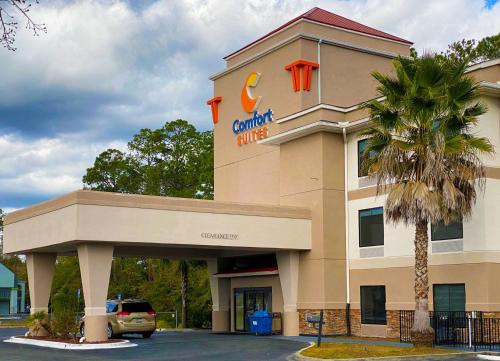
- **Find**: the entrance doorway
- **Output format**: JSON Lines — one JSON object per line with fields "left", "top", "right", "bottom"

{"left": 234, "top": 287, "right": 272, "bottom": 332}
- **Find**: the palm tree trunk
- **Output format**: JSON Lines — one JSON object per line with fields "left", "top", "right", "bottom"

{"left": 411, "top": 219, "right": 434, "bottom": 345}
{"left": 180, "top": 260, "right": 188, "bottom": 328}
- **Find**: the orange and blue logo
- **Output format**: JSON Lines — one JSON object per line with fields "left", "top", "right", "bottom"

{"left": 233, "top": 71, "right": 273, "bottom": 146}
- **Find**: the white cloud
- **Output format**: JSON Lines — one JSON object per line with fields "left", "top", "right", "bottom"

{"left": 0, "top": 0, "right": 498, "bottom": 209}
{"left": 0, "top": 133, "right": 126, "bottom": 197}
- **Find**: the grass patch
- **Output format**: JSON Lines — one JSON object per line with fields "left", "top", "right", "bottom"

{"left": 301, "top": 342, "right": 460, "bottom": 359}
{"left": 0, "top": 319, "right": 28, "bottom": 327}
{"left": 327, "top": 335, "right": 401, "bottom": 343}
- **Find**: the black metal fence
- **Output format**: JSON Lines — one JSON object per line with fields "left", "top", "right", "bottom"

{"left": 400, "top": 310, "right": 500, "bottom": 350}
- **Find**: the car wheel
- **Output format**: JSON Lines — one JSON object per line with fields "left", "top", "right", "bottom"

{"left": 107, "top": 324, "right": 114, "bottom": 339}
{"left": 142, "top": 332, "right": 153, "bottom": 339}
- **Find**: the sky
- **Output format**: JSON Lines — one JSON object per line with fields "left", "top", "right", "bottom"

{"left": 0, "top": 0, "right": 499, "bottom": 212}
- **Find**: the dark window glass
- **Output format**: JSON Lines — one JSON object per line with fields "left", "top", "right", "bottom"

{"left": 433, "top": 284, "right": 465, "bottom": 311}
{"left": 431, "top": 220, "right": 463, "bottom": 241}
{"left": 358, "top": 139, "right": 368, "bottom": 177}
{"left": 122, "top": 302, "right": 153, "bottom": 313}
{"left": 359, "top": 207, "right": 384, "bottom": 247}
{"left": 361, "top": 286, "right": 386, "bottom": 324}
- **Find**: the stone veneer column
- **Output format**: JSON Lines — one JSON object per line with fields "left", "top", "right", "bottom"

{"left": 26, "top": 253, "right": 57, "bottom": 314}
{"left": 207, "top": 259, "right": 230, "bottom": 332}
{"left": 277, "top": 251, "right": 300, "bottom": 336}
{"left": 77, "top": 243, "right": 113, "bottom": 342}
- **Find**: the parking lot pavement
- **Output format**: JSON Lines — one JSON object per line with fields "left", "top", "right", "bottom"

{"left": 0, "top": 328, "right": 486, "bottom": 361}
{"left": 0, "top": 328, "right": 306, "bottom": 361}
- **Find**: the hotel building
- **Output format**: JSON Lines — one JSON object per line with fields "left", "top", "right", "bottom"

{"left": 4, "top": 7, "right": 500, "bottom": 341}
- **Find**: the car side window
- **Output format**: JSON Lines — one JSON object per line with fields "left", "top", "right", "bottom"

{"left": 106, "top": 302, "right": 118, "bottom": 313}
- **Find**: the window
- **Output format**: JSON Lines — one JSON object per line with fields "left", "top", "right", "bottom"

{"left": 358, "top": 139, "right": 368, "bottom": 177}
{"left": 122, "top": 302, "right": 153, "bottom": 313}
{"left": 361, "top": 286, "right": 386, "bottom": 324}
{"left": 359, "top": 207, "right": 384, "bottom": 247}
{"left": 106, "top": 302, "right": 118, "bottom": 313}
{"left": 358, "top": 139, "right": 376, "bottom": 177}
{"left": 431, "top": 220, "right": 463, "bottom": 241}
{"left": 433, "top": 284, "right": 465, "bottom": 312}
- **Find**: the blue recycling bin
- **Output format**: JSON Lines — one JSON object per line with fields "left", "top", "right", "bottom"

{"left": 249, "top": 310, "right": 273, "bottom": 335}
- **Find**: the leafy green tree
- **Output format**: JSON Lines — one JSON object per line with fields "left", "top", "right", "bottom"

{"left": 361, "top": 55, "right": 494, "bottom": 345}
{"left": 82, "top": 149, "right": 142, "bottom": 193}
{"left": 441, "top": 33, "right": 500, "bottom": 65}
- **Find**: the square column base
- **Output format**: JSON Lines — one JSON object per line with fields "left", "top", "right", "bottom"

{"left": 282, "top": 311, "right": 299, "bottom": 336}
{"left": 84, "top": 315, "right": 109, "bottom": 342}
{"left": 212, "top": 310, "right": 230, "bottom": 332}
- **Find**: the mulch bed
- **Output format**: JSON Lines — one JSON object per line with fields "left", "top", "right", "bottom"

{"left": 19, "top": 336, "right": 123, "bottom": 344}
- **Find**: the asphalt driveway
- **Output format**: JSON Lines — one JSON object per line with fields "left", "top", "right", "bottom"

{"left": 0, "top": 328, "right": 488, "bottom": 361}
{"left": 0, "top": 328, "right": 306, "bottom": 361}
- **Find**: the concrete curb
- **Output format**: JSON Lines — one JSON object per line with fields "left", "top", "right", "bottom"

{"left": 478, "top": 355, "right": 500, "bottom": 361}
{"left": 4, "top": 336, "right": 138, "bottom": 350}
{"left": 288, "top": 343, "right": 468, "bottom": 361}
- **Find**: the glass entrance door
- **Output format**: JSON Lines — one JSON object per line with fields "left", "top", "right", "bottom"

{"left": 234, "top": 287, "right": 272, "bottom": 332}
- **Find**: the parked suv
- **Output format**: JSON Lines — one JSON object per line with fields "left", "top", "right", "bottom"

{"left": 80, "top": 299, "right": 156, "bottom": 339}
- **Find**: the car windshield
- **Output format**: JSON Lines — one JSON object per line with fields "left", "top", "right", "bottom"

{"left": 122, "top": 302, "right": 153, "bottom": 313}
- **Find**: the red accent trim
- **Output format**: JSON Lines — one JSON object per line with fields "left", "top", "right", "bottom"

{"left": 224, "top": 7, "right": 412, "bottom": 60}
{"left": 215, "top": 266, "right": 278, "bottom": 275}
{"left": 285, "top": 60, "right": 319, "bottom": 92}
{"left": 207, "top": 96, "right": 222, "bottom": 125}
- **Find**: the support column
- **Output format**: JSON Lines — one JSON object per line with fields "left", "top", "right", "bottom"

{"left": 207, "top": 259, "right": 230, "bottom": 332}
{"left": 26, "top": 253, "right": 57, "bottom": 314}
{"left": 78, "top": 243, "right": 113, "bottom": 342}
{"left": 277, "top": 251, "right": 300, "bottom": 336}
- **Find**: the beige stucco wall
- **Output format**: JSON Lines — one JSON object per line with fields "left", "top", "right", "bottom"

{"left": 319, "top": 44, "right": 397, "bottom": 107}
{"left": 279, "top": 132, "right": 347, "bottom": 309}
{"left": 4, "top": 191, "right": 312, "bottom": 254}
{"left": 225, "top": 20, "right": 410, "bottom": 68}
{"left": 350, "top": 262, "right": 500, "bottom": 311}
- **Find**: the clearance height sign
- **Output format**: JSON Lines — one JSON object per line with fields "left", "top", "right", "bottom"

{"left": 233, "top": 71, "right": 273, "bottom": 146}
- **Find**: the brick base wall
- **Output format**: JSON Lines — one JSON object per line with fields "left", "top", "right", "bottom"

{"left": 298, "top": 308, "right": 400, "bottom": 338}
{"left": 299, "top": 309, "right": 348, "bottom": 335}
{"left": 299, "top": 309, "right": 500, "bottom": 339}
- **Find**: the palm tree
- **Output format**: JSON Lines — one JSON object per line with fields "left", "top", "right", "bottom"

{"left": 178, "top": 260, "right": 189, "bottom": 328}
{"left": 361, "top": 54, "right": 494, "bottom": 345}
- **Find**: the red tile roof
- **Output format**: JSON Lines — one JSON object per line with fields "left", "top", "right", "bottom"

{"left": 224, "top": 7, "right": 412, "bottom": 60}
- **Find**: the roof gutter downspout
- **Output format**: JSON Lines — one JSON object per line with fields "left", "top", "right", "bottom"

{"left": 342, "top": 125, "right": 350, "bottom": 307}
{"left": 317, "top": 39, "right": 322, "bottom": 104}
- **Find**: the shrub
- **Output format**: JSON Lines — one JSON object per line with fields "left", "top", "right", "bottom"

{"left": 27, "top": 311, "right": 47, "bottom": 328}
{"left": 50, "top": 289, "right": 80, "bottom": 339}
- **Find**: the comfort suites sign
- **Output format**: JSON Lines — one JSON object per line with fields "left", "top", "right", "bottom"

{"left": 207, "top": 71, "right": 273, "bottom": 147}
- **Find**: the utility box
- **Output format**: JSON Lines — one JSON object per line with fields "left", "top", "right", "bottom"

{"left": 249, "top": 310, "right": 273, "bottom": 335}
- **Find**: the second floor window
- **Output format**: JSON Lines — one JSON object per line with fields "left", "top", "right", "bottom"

{"left": 431, "top": 219, "right": 463, "bottom": 241}
{"left": 358, "top": 139, "right": 368, "bottom": 177}
{"left": 359, "top": 207, "right": 384, "bottom": 247}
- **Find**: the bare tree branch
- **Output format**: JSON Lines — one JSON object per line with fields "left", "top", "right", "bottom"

{"left": 0, "top": 0, "right": 46, "bottom": 51}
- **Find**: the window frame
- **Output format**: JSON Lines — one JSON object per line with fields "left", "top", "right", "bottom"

{"left": 358, "top": 207, "right": 384, "bottom": 248}
{"left": 360, "top": 285, "right": 387, "bottom": 325}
